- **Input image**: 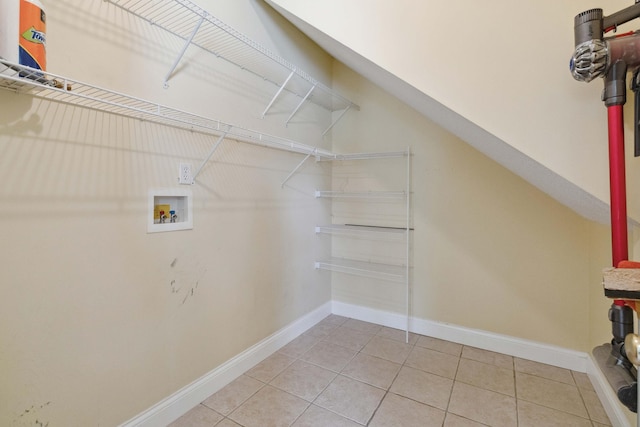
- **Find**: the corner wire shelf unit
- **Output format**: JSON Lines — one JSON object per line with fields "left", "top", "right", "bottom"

{"left": 104, "top": 0, "right": 359, "bottom": 135}
{"left": 314, "top": 147, "right": 412, "bottom": 342}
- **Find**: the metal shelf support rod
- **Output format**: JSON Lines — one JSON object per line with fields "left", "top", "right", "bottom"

{"left": 285, "top": 84, "right": 316, "bottom": 126}
{"left": 262, "top": 70, "right": 295, "bottom": 118}
{"left": 405, "top": 146, "right": 411, "bottom": 343}
{"left": 192, "top": 130, "right": 228, "bottom": 182}
{"left": 163, "top": 14, "right": 205, "bottom": 88}
{"left": 281, "top": 148, "right": 316, "bottom": 188}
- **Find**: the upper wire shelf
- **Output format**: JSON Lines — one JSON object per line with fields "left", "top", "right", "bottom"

{"left": 104, "top": 0, "right": 359, "bottom": 133}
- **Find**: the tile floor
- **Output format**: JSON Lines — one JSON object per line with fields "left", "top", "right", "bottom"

{"left": 169, "top": 315, "right": 612, "bottom": 427}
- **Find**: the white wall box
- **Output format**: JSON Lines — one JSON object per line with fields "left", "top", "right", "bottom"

{"left": 148, "top": 189, "right": 193, "bottom": 233}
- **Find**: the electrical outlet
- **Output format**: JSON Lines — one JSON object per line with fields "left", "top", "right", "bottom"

{"left": 178, "top": 163, "right": 193, "bottom": 185}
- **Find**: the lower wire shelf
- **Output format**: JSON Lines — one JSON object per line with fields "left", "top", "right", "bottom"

{"left": 314, "top": 257, "right": 406, "bottom": 283}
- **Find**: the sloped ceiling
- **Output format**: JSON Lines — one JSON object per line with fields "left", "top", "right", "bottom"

{"left": 265, "top": 0, "right": 640, "bottom": 224}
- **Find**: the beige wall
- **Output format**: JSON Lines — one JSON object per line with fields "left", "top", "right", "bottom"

{"left": 330, "top": 62, "right": 614, "bottom": 352}
{"left": 0, "top": 1, "right": 334, "bottom": 425}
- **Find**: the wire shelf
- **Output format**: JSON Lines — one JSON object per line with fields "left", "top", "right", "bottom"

{"left": 315, "top": 224, "right": 408, "bottom": 241}
{"left": 315, "top": 190, "right": 407, "bottom": 199}
{"left": 318, "top": 151, "right": 409, "bottom": 161}
{"left": 104, "top": 0, "right": 359, "bottom": 118}
{"left": 315, "top": 258, "right": 407, "bottom": 282}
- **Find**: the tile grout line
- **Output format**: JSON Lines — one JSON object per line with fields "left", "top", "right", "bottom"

{"left": 363, "top": 334, "right": 419, "bottom": 426}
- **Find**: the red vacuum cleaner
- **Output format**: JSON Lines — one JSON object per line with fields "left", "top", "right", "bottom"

{"left": 570, "top": 3, "right": 640, "bottom": 413}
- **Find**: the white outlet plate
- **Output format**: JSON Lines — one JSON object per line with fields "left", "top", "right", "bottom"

{"left": 179, "top": 163, "right": 193, "bottom": 185}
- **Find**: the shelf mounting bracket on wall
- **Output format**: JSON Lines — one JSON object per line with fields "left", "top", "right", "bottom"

{"left": 285, "top": 83, "right": 317, "bottom": 126}
{"left": 262, "top": 70, "right": 295, "bottom": 118}
{"left": 163, "top": 14, "right": 205, "bottom": 88}
{"left": 281, "top": 148, "right": 316, "bottom": 188}
{"left": 322, "top": 105, "right": 352, "bottom": 137}
{"left": 192, "top": 130, "right": 229, "bottom": 182}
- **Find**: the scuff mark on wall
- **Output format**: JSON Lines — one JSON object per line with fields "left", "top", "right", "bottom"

{"left": 14, "top": 401, "right": 51, "bottom": 426}
{"left": 166, "top": 257, "right": 206, "bottom": 307}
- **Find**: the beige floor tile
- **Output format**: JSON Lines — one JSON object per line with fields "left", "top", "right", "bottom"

{"left": 593, "top": 423, "right": 612, "bottom": 427}
{"left": 291, "top": 404, "right": 362, "bottom": 427}
{"left": 341, "top": 352, "right": 401, "bottom": 389}
{"left": 369, "top": 392, "right": 446, "bottom": 427}
{"left": 461, "top": 346, "right": 513, "bottom": 369}
{"left": 300, "top": 340, "right": 357, "bottom": 372}
{"left": 517, "top": 399, "right": 591, "bottom": 427}
{"left": 270, "top": 360, "right": 337, "bottom": 401}
{"left": 572, "top": 371, "right": 595, "bottom": 391}
{"left": 405, "top": 346, "right": 460, "bottom": 379}
{"left": 456, "top": 358, "right": 515, "bottom": 396}
{"left": 579, "top": 387, "right": 612, "bottom": 425}
{"left": 443, "top": 413, "right": 488, "bottom": 427}
{"left": 216, "top": 419, "right": 242, "bottom": 427}
{"left": 304, "top": 322, "right": 340, "bottom": 338}
{"left": 245, "top": 352, "right": 296, "bottom": 383}
{"left": 390, "top": 365, "right": 453, "bottom": 410}
{"left": 228, "top": 385, "right": 309, "bottom": 427}
{"left": 416, "top": 336, "right": 463, "bottom": 357}
{"left": 279, "top": 334, "right": 321, "bottom": 358}
{"left": 202, "top": 375, "right": 264, "bottom": 416}
{"left": 376, "top": 326, "right": 419, "bottom": 344}
{"left": 342, "top": 318, "right": 383, "bottom": 334}
{"left": 314, "top": 375, "right": 385, "bottom": 425}
{"left": 321, "top": 314, "right": 349, "bottom": 327}
{"left": 324, "top": 325, "right": 374, "bottom": 351}
{"left": 168, "top": 404, "right": 223, "bottom": 427}
{"left": 514, "top": 357, "right": 575, "bottom": 385}
{"left": 361, "top": 335, "right": 413, "bottom": 364}
{"left": 448, "top": 382, "right": 517, "bottom": 427}
{"left": 516, "top": 371, "right": 588, "bottom": 418}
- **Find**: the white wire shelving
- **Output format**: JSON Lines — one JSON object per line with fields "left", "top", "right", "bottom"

{"left": 314, "top": 258, "right": 407, "bottom": 283}
{"left": 0, "top": 61, "right": 408, "bottom": 187}
{"left": 0, "top": 60, "right": 342, "bottom": 183}
{"left": 315, "top": 224, "right": 408, "bottom": 242}
{"left": 315, "top": 147, "right": 412, "bottom": 342}
{"left": 316, "top": 151, "right": 408, "bottom": 161}
{"left": 103, "top": 0, "right": 359, "bottom": 134}
{"left": 315, "top": 190, "right": 407, "bottom": 199}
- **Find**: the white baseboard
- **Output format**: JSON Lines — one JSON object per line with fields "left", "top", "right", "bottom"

{"left": 587, "top": 355, "right": 634, "bottom": 427}
{"left": 119, "top": 302, "right": 332, "bottom": 427}
{"left": 331, "top": 301, "right": 587, "bottom": 371}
